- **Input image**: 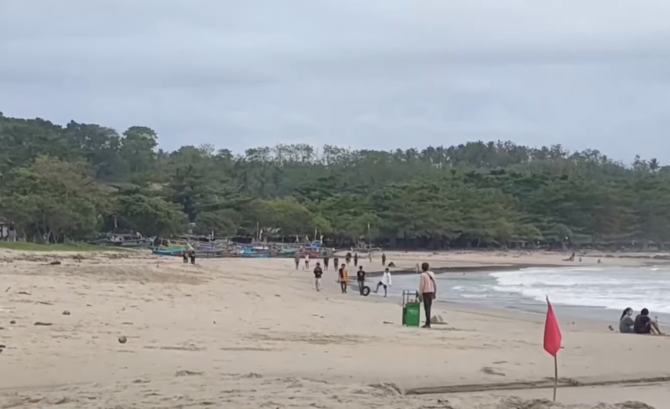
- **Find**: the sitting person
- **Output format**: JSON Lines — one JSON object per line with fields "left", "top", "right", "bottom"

{"left": 619, "top": 307, "right": 635, "bottom": 333}
{"left": 634, "top": 308, "right": 663, "bottom": 335}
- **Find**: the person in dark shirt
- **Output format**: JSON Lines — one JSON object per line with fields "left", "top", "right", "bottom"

{"left": 313, "top": 262, "right": 323, "bottom": 292}
{"left": 333, "top": 257, "right": 339, "bottom": 270}
{"left": 323, "top": 256, "right": 329, "bottom": 271}
{"left": 634, "top": 308, "right": 654, "bottom": 334}
{"left": 356, "top": 266, "right": 366, "bottom": 295}
{"left": 353, "top": 253, "right": 358, "bottom": 267}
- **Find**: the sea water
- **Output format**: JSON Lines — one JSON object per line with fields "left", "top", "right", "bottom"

{"left": 388, "top": 266, "right": 670, "bottom": 324}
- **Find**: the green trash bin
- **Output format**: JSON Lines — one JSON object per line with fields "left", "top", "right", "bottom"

{"left": 402, "top": 290, "right": 421, "bottom": 327}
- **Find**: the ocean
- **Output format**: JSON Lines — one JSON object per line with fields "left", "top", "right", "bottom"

{"left": 387, "top": 266, "right": 670, "bottom": 324}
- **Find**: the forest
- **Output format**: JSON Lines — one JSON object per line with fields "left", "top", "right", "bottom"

{"left": 1, "top": 111, "right": 669, "bottom": 249}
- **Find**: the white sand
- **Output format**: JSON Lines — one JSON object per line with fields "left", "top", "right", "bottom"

{"left": 0, "top": 249, "right": 667, "bottom": 408}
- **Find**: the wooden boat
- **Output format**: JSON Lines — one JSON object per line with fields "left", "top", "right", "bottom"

{"left": 152, "top": 245, "right": 185, "bottom": 256}
{"left": 239, "top": 246, "right": 270, "bottom": 257}
{"left": 88, "top": 233, "right": 155, "bottom": 248}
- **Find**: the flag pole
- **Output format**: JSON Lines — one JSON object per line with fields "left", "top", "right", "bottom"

{"left": 553, "top": 355, "right": 558, "bottom": 401}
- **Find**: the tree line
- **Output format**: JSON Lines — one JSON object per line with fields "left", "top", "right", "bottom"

{"left": 1, "top": 111, "right": 669, "bottom": 249}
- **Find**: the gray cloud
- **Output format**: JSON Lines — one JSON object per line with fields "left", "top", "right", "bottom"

{"left": 1, "top": 0, "right": 670, "bottom": 161}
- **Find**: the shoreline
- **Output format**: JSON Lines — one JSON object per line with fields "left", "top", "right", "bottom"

{"left": 1, "top": 250, "right": 668, "bottom": 408}
{"left": 366, "top": 262, "right": 565, "bottom": 277}
{"left": 364, "top": 263, "right": 670, "bottom": 327}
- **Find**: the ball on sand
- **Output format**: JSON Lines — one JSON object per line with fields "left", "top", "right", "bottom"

{"left": 118, "top": 336, "right": 127, "bottom": 344}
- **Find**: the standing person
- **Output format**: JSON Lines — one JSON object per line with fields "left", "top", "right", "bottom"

{"left": 333, "top": 256, "right": 339, "bottom": 271}
{"left": 313, "top": 262, "right": 323, "bottom": 291}
{"left": 304, "top": 253, "right": 310, "bottom": 270}
{"left": 356, "top": 266, "right": 366, "bottom": 295}
{"left": 346, "top": 252, "right": 352, "bottom": 265}
{"left": 323, "top": 255, "right": 330, "bottom": 271}
{"left": 418, "top": 262, "right": 436, "bottom": 328}
{"left": 353, "top": 253, "right": 358, "bottom": 267}
{"left": 381, "top": 253, "right": 386, "bottom": 266}
{"left": 186, "top": 242, "right": 196, "bottom": 265}
{"left": 294, "top": 252, "right": 300, "bottom": 270}
{"left": 338, "top": 264, "right": 348, "bottom": 293}
{"left": 368, "top": 251, "right": 372, "bottom": 263}
{"left": 375, "top": 267, "right": 392, "bottom": 297}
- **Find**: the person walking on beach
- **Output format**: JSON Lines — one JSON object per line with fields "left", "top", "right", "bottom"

{"left": 304, "top": 253, "right": 310, "bottom": 270}
{"left": 346, "top": 252, "right": 352, "bottom": 265}
{"left": 323, "top": 255, "right": 330, "bottom": 271}
{"left": 381, "top": 252, "right": 386, "bottom": 266}
{"left": 353, "top": 253, "right": 358, "bottom": 267}
{"left": 418, "top": 262, "right": 436, "bottom": 328}
{"left": 375, "top": 267, "right": 392, "bottom": 297}
{"left": 368, "top": 251, "right": 372, "bottom": 263}
{"left": 356, "top": 266, "right": 366, "bottom": 295}
{"left": 333, "top": 256, "right": 339, "bottom": 271}
{"left": 338, "top": 264, "right": 348, "bottom": 293}
{"left": 313, "top": 262, "right": 323, "bottom": 291}
{"left": 294, "top": 252, "right": 300, "bottom": 270}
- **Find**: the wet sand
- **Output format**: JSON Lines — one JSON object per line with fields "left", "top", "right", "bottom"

{"left": 0, "top": 249, "right": 667, "bottom": 408}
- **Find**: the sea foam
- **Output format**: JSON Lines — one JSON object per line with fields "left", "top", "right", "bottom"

{"left": 490, "top": 266, "right": 670, "bottom": 314}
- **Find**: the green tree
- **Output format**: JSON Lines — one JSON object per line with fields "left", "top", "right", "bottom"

{"left": 0, "top": 156, "right": 103, "bottom": 242}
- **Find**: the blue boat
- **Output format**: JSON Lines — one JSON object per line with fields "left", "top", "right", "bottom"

{"left": 239, "top": 246, "right": 271, "bottom": 257}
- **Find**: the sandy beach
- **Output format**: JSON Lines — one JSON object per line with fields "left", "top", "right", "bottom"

{"left": 0, "top": 249, "right": 668, "bottom": 409}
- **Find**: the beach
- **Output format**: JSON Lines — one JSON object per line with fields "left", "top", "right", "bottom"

{"left": 0, "top": 249, "right": 668, "bottom": 409}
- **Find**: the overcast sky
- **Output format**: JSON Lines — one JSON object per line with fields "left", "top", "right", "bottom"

{"left": 1, "top": 1, "right": 669, "bottom": 161}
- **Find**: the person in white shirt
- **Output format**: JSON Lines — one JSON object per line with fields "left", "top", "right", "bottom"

{"left": 418, "top": 262, "right": 436, "bottom": 328}
{"left": 375, "top": 267, "right": 393, "bottom": 297}
{"left": 304, "top": 254, "right": 310, "bottom": 270}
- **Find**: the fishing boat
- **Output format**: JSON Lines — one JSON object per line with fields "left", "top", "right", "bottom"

{"left": 152, "top": 245, "right": 186, "bottom": 256}
{"left": 88, "top": 233, "right": 155, "bottom": 248}
{"left": 239, "top": 246, "right": 271, "bottom": 257}
{"left": 352, "top": 244, "right": 382, "bottom": 253}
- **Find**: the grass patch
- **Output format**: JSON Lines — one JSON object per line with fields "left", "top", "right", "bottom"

{"left": 0, "top": 241, "right": 132, "bottom": 252}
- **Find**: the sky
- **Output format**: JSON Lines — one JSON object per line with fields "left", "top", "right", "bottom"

{"left": 1, "top": 0, "right": 670, "bottom": 162}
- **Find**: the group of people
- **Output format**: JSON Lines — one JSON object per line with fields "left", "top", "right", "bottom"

{"left": 308, "top": 255, "right": 437, "bottom": 329}
{"left": 308, "top": 252, "right": 393, "bottom": 297}
{"left": 182, "top": 243, "right": 196, "bottom": 264}
{"left": 308, "top": 250, "right": 668, "bottom": 333}
{"left": 311, "top": 261, "right": 393, "bottom": 296}
{"left": 619, "top": 307, "right": 663, "bottom": 335}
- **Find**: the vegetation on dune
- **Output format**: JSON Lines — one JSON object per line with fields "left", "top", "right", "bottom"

{"left": 1, "top": 111, "right": 669, "bottom": 249}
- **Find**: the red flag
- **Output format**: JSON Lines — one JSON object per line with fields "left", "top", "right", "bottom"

{"left": 543, "top": 297, "right": 562, "bottom": 357}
